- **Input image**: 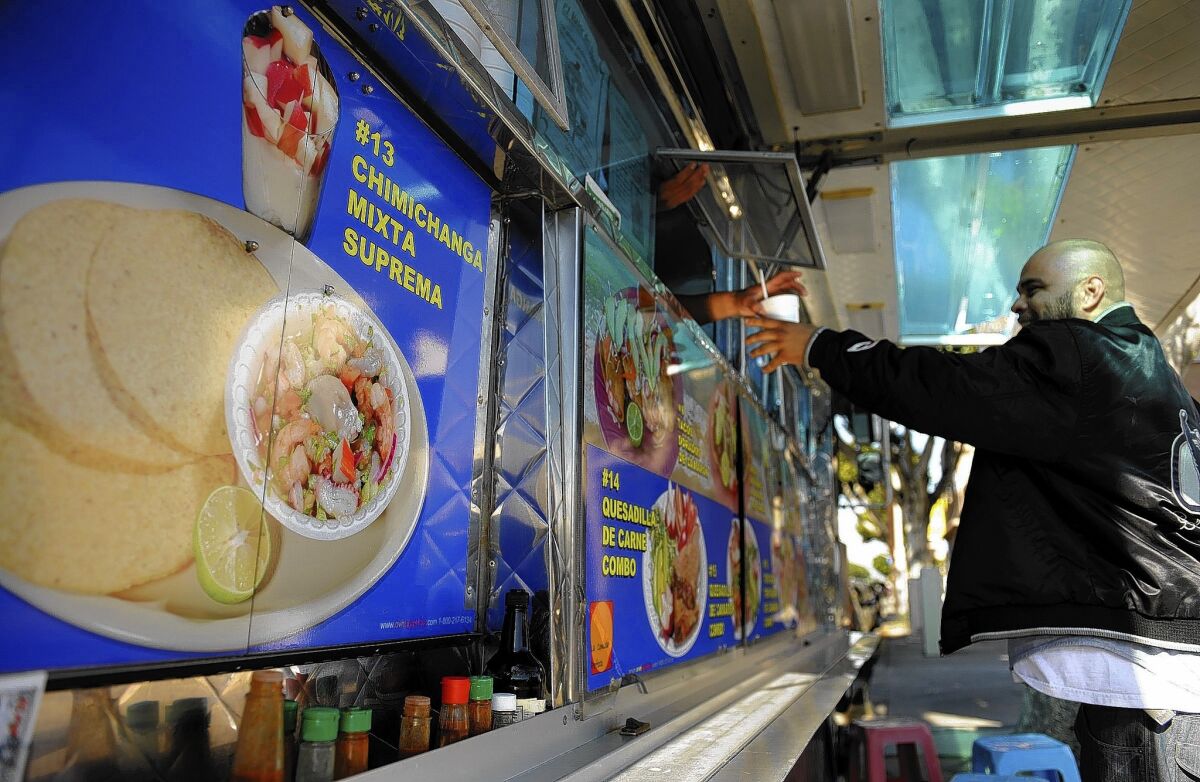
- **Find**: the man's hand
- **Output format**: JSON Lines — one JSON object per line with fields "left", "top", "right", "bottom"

{"left": 745, "top": 317, "right": 819, "bottom": 373}
{"left": 682, "top": 272, "right": 810, "bottom": 325}
{"left": 658, "top": 163, "right": 710, "bottom": 211}
{"left": 734, "top": 271, "right": 808, "bottom": 317}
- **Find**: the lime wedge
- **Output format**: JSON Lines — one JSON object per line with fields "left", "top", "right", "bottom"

{"left": 194, "top": 486, "right": 271, "bottom": 604}
{"left": 626, "top": 401, "right": 644, "bottom": 448}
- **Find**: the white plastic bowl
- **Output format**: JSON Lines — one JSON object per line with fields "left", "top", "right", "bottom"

{"left": 226, "top": 292, "right": 411, "bottom": 540}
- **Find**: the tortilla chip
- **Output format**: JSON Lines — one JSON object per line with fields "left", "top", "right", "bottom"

{"left": 0, "top": 419, "right": 233, "bottom": 594}
{"left": 86, "top": 209, "right": 276, "bottom": 456}
{"left": 0, "top": 199, "right": 193, "bottom": 471}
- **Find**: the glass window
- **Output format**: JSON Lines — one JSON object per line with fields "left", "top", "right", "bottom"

{"left": 890, "top": 146, "right": 1075, "bottom": 344}
{"left": 881, "top": 0, "right": 1131, "bottom": 127}
{"left": 429, "top": 0, "right": 569, "bottom": 128}
{"left": 657, "top": 150, "right": 827, "bottom": 269}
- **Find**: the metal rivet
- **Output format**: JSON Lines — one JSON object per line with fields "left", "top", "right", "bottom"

{"left": 244, "top": 240, "right": 259, "bottom": 253}
{"left": 368, "top": 22, "right": 379, "bottom": 32}
{"left": 483, "top": 307, "right": 490, "bottom": 316}
{"left": 477, "top": 395, "right": 485, "bottom": 405}
{"left": 489, "top": 560, "right": 496, "bottom": 568}
{"left": 563, "top": 715, "right": 568, "bottom": 724}
{"left": 355, "top": 6, "right": 368, "bottom": 19}
{"left": 361, "top": 84, "right": 374, "bottom": 95}
{"left": 466, "top": 586, "right": 474, "bottom": 596}
{"left": 323, "top": 284, "right": 335, "bottom": 296}
{"left": 281, "top": 5, "right": 294, "bottom": 16}
{"left": 348, "top": 71, "right": 361, "bottom": 82}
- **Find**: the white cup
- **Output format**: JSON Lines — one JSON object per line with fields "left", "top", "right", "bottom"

{"left": 759, "top": 294, "right": 800, "bottom": 322}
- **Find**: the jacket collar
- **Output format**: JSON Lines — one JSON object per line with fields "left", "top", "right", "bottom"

{"left": 1095, "top": 302, "right": 1141, "bottom": 328}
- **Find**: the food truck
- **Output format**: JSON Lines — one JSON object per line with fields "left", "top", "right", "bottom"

{"left": 4, "top": 0, "right": 1181, "bottom": 777}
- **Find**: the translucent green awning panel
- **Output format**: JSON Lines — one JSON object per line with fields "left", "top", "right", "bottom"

{"left": 882, "top": 0, "right": 1131, "bottom": 127}
{"left": 891, "top": 146, "right": 1075, "bottom": 344}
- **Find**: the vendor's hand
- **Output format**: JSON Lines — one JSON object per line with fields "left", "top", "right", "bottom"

{"left": 658, "top": 163, "right": 710, "bottom": 210}
{"left": 745, "top": 317, "right": 819, "bottom": 374}
{"left": 734, "top": 271, "right": 808, "bottom": 317}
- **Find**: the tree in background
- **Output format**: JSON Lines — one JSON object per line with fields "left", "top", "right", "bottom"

{"left": 891, "top": 427, "right": 963, "bottom": 572}
{"left": 835, "top": 419, "right": 964, "bottom": 592}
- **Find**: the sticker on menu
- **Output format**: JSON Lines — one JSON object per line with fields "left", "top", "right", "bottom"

{"left": 0, "top": 671, "right": 46, "bottom": 782}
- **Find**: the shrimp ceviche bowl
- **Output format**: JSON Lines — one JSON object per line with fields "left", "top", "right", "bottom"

{"left": 227, "top": 292, "right": 411, "bottom": 540}
{"left": 596, "top": 288, "right": 677, "bottom": 453}
{"left": 642, "top": 484, "right": 706, "bottom": 657}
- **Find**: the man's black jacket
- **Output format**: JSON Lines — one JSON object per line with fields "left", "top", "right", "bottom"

{"left": 809, "top": 306, "right": 1200, "bottom": 654}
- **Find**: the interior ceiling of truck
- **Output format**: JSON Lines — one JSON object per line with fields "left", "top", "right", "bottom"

{"left": 684, "top": 0, "right": 1200, "bottom": 345}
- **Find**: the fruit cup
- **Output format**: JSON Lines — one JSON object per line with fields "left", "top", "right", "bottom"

{"left": 241, "top": 7, "right": 339, "bottom": 241}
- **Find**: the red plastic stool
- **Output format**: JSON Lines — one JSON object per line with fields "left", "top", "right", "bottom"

{"left": 848, "top": 718, "right": 944, "bottom": 782}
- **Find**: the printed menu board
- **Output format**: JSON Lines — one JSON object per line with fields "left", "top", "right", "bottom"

{"left": 782, "top": 449, "right": 818, "bottom": 635}
{"left": 582, "top": 228, "right": 741, "bottom": 691}
{"left": 584, "top": 447, "right": 737, "bottom": 690}
{"left": 741, "top": 403, "right": 795, "bottom": 641}
{"left": 0, "top": 1, "right": 489, "bottom": 673}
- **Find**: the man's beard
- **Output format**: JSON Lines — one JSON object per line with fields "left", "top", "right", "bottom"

{"left": 1020, "top": 290, "right": 1076, "bottom": 325}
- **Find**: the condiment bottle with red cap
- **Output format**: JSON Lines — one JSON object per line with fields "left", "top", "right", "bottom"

{"left": 438, "top": 677, "right": 471, "bottom": 747}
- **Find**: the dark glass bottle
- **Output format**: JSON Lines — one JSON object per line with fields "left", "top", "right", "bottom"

{"left": 485, "top": 590, "right": 546, "bottom": 702}
{"left": 164, "top": 698, "right": 214, "bottom": 782}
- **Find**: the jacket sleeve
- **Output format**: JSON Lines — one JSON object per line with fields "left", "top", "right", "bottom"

{"left": 807, "top": 323, "right": 1082, "bottom": 460}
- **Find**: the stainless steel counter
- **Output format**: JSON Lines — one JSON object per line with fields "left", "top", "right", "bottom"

{"left": 356, "top": 630, "right": 877, "bottom": 781}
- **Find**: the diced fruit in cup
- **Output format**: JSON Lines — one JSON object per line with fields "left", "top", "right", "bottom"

{"left": 278, "top": 121, "right": 304, "bottom": 158}
{"left": 283, "top": 99, "right": 311, "bottom": 131}
{"left": 311, "top": 72, "right": 338, "bottom": 136}
{"left": 272, "top": 6, "right": 314, "bottom": 65}
{"left": 243, "top": 8, "right": 336, "bottom": 168}
{"left": 243, "top": 36, "right": 272, "bottom": 75}
{"left": 297, "top": 135, "right": 323, "bottom": 174}
{"left": 244, "top": 75, "right": 283, "bottom": 142}
{"left": 294, "top": 61, "right": 315, "bottom": 95}
{"left": 244, "top": 102, "right": 265, "bottom": 137}
{"left": 265, "top": 59, "right": 293, "bottom": 107}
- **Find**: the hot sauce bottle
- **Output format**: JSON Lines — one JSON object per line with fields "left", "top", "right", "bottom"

{"left": 467, "top": 676, "right": 493, "bottom": 736}
{"left": 231, "top": 670, "right": 285, "bottom": 782}
{"left": 333, "top": 707, "right": 371, "bottom": 779}
{"left": 397, "top": 696, "right": 431, "bottom": 759}
{"left": 437, "top": 677, "right": 470, "bottom": 747}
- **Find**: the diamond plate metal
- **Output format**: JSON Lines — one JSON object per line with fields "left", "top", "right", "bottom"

{"left": 481, "top": 197, "right": 554, "bottom": 664}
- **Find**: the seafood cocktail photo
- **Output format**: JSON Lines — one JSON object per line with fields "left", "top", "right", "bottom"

{"left": 594, "top": 287, "right": 681, "bottom": 473}
{"left": 228, "top": 292, "right": 411, "bottom": 540}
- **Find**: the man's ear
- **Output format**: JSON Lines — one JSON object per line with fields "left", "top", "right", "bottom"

{"left": 1080, "top": 275, "right": 1106, "bottom": 312}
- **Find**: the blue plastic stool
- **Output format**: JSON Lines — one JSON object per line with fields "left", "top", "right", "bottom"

{"left": 971, "top": 733, "right": 1081, "bottom": 782}
{"left": 950, "top": 775, "right": 1025, "bottom": 782}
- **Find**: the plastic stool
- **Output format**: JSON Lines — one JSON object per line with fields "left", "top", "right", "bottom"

{"left": 971, "top": 733, "right": 1081, "bottom": 782}
{"left": 848, "top": 718, "right": 943, "bottom": 782}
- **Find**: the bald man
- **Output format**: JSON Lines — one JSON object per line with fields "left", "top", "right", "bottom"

{"left": 747, "top": 240, "right": 1200, "bottom": 776}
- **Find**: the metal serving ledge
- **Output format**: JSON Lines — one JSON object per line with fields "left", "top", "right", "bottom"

{"left": 355, "top": 631, "right": 878, "bottom": 781}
